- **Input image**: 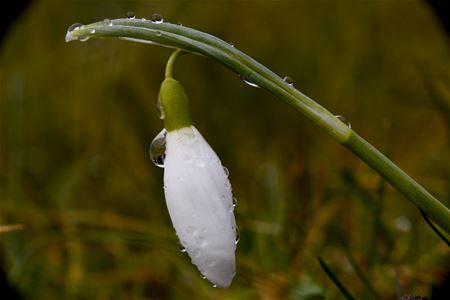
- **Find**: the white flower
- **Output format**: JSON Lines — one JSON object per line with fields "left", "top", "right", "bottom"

{"left": 164, "top": 125, "right": 237, "bottom": 288}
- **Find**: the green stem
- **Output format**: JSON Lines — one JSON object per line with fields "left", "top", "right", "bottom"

{"left": 165, "top": 49, "right": 186, "bottom": 78}
{"left": 65, "top": 19, "right": 450, "bottom": 233}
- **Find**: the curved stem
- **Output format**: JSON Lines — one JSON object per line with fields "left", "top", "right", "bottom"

{"left": 65, "top": 19, "right": 450, "bottom": 233}
{"left": 165, "top": 49, "right": 187, "bottom": 79}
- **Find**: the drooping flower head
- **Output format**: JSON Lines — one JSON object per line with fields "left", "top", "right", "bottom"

{"left": 156, "top": 63, "right": 237, "bottom": 287}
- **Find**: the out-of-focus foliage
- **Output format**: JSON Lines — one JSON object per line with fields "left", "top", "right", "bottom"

{"left": 1, "top": 1, "right": 449, "bottom": 299}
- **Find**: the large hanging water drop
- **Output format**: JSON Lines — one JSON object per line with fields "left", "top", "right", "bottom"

{"left": 239, "top": 75, "right": 259, "bottom": 88}
{"left": 151, "top": 13, "right": 163, "bottom": 24}
{"left": 149, "top": 129, "right": 167, "bottom": 168}
{"left": 335, "top": 115, "right": 351, "bottom": 129}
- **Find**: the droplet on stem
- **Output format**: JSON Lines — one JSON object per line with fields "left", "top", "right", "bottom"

{"left": 151, "top": 13, "right": 163, "bottom": 24}
{"left": 283, "top": 76, "right": 294, "bottom": 86}
{"left": 127, "top": 11, "right": 136, "bottom": 19}
{"left": 239, "top": 75, "right": 259, "bottom": 88}
{"left": 67, "top": 23, "right": 84, "bottom": 33}
{"left": 335, "top": 115, "right": 351, "bottom": 128}
{"left": 149, "top": 129, "right": 167, "bottom": 168}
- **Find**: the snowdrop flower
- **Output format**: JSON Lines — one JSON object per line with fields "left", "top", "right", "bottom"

{"left": 156, "top": 73, "right": 237, "bottom": 287}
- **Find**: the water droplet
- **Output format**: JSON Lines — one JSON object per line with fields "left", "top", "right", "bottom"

{"left": 232, "top": 197, "right": 237, "bottom": 207}
{"left": 200, "top": 239, "right": 208, "bottom": 248}
{"left": 177, "top": 241, "right": 186, "bottom": 252}
{"left": 177, "top": 23, "right": 183, "bottom": 27}
{"left": 239, "top": 75, "right": 259, "bottom": 88}
{"left": 201, "top": 274, "right": 206, "bottom": 279}
{"left": 195, "top": 159, "right": 205, "bottom": 168}
{"left": 79, "top": 36, "right": 90, "bottom": 42}
{"left": 151, "top": 13, "right": 163, "bottom": 24}
{"left": 141, "top": 18, "right": 146, "bottom": 22}
{"left": 212, "top": 284, "right": 217, "bottom": 288}
{"left": 235, "top": 227, "right": 240, "bottom": 245}
{"left": 223, "top": 166, "right": 229, "bottom": 176}
{"left": 149, "top": 129, "right": 167, "bottom": 168}
{"left": 127, "top": 11, "right": 135, "bottom": 19}
{"left": 156, "top": 31, "right": 162, "bottom": 36}
{"left": 103, "top": 19, "right": 111, "bottom": 26}
{"left": 229, "top": 42, "right": 235, "bottom": 47}
{"left": 283, "top": 76, "right": 294, "bottom": 86}
{"left": 68, "top": 23, "right": 84, "bottom": 33}
{"left": 335, "top": 115, "right": 351, "bottom": 128}
{"left": 89, "top": 29, "right": 96, "bottom": 34}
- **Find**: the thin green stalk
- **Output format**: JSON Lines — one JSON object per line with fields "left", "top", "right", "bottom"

{"left": 165, "top": 49, "right": 186, "bottom": 78}
{"left": 317, "top": 256, "right": 355, "bottom": 300}
{"left": 65, "top": 19, "right": 450, "bottom": 233}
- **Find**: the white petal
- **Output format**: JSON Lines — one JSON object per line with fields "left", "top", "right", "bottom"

{"left": 164, "top": 126, "right": 236, "bottom": 287}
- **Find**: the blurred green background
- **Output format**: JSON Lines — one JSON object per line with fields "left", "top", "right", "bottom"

{"left": 1, "top": 0, "right": 449, "bottom": 299}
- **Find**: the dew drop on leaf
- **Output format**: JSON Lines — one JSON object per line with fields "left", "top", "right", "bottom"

{"left": 239, "top": 74, "right": 259, "bottom": 88}
{"left": 335, "top": 115, "right": 351, "bottom": 128}
{"left": 67, "top": 23, "right": 84, "bottom": 33}
{"left": 283, "top": 76, "right": 294, "bottom": 86}
{"left": 151, "top": 13, "right": 163, "bottom": 24}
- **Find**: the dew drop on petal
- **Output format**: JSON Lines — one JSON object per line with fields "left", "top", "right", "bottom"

{"left": 283, "top": 76, "right": 294, "bottom": 86}
{"left": 195, "top": 158, "right": 205, "bottom": 168}
{"left": 239, "top": 74, "right": 259, "bottom": 88}
{"left": 223, "top": 166, "right": 229, "bottom": 176}
{"left": 212, "top": 284, "right": 217, "bottom": 288}
{"left": 151, "top": 13, "right": 163, "bottom": 24}
{"left": 235, "top": 226, "right": 240, "bottom": 245}
{"left": 149, "top": 129, "right": 167, "bottom": 168}
{"left": 335, "top": 115, "right": 351, "bottom": 128}
{"left": 177, "top": 241, "right": 187, "bottom": 252}
{"left": 232, "top": 197, "right": 237, "bottom": 207}
{"left": 127, "top": 11, "right": 136, "bottom": 19}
